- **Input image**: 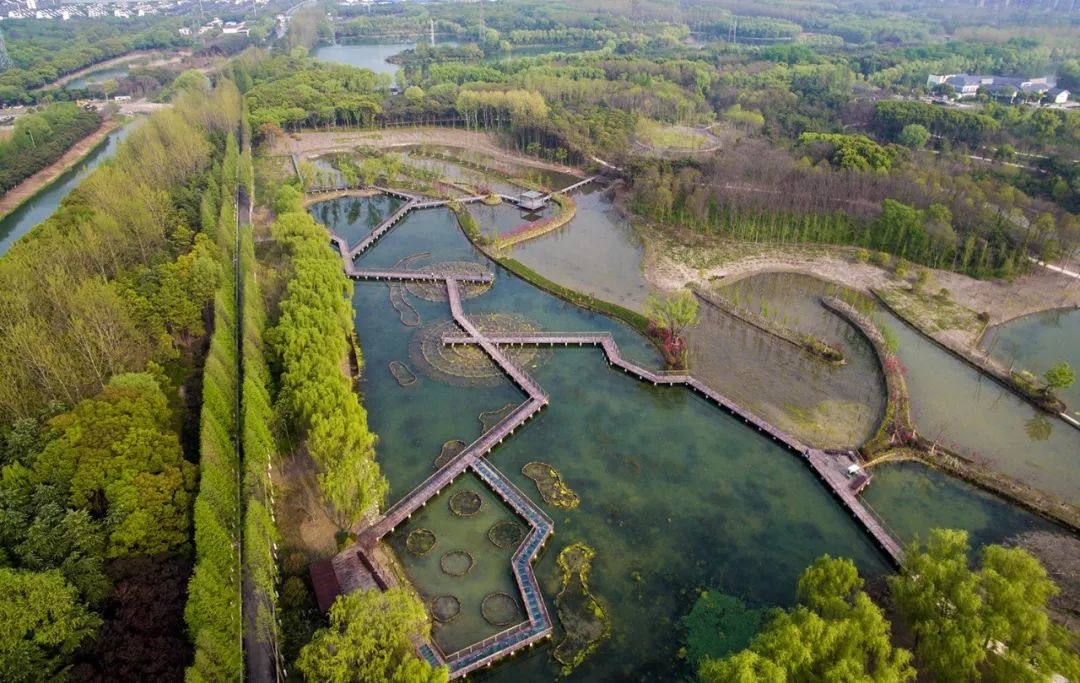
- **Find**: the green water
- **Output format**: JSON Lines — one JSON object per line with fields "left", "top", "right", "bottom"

{"left": 703, "top": 273, "right": 886, "bottom": 449}
{"left": 980, "top": 308, "right": 1080, "bottom": 411}
{"left": 879, "top": 307, "right": 1080, "bottom": 504}
{"left": 861, "top": 462, "right": 1058, "bottom": 550}
{"left": 322, "top": 197, "right": 894, "bottom": 679}
{"left": 308, "top": 193, "right": 405, "bottom": 247}
{"left": 387, "top": 475, "right": 524, "bottom": 654}
{"left": 707, "top": 272, "right": 1080, "bottom": 504}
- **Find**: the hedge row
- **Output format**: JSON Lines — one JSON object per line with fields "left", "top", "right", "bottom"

{"left": 240, "top": 138, "right": 283, "bottom": 659}
{"left": 185, "top": 133, "right": 243, "bottom": 683}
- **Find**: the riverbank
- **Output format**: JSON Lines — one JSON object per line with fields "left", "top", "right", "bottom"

{"left": 872, "top": 291, "right": 1071, "bottom": 418}
{"left": 821, "top": 297, "right": 912, "bottom": 454}
{"left": 0, "top": 117, "right": 120, "bottom": 221}
{"left": 826, "top": 295, "right": 1080, "bottom": 532}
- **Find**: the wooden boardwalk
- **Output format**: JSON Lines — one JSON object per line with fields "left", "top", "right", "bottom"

{"left": 348, "top": 199, "right": 420, "bottom": 258}
{"left": 441, "top": 331, "right": 905, "bottom": 565}
{"left": 316, "top": 186, "right": 904, "bottom": 678}
{"left": 548, "top": 175, "right": 596, "bottom": 198}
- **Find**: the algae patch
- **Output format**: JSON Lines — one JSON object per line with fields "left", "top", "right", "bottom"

{"left": 553, "top": 543, "right": 609, "bottom": 673}
{"left": 523, "top": 461, "right": 580, "bottom": 509}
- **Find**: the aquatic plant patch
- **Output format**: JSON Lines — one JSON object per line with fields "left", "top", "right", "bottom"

{"left": 406, "top": 528, "right": 437, "bottom": 556}
{"left": 431, "top": 594, "right": 462, "bottom": 623}
{"left": 481, "top": 591, "right": 522, "bottom": 627}
{"left": 522, "top": 461, "right": 580, "bottom": 509}
{"left": 389, "top": 360, "right": 417, "bottom": 387}
{"left": 479, "top": 402, "right": 517, "bottom": 432}
{"left": 435, "top": 439, "right": 466, "bottom": 468}
{"left": 554, "top": 543, "right": 610, "bottom": 673}
{"left": 448, "top": 490, "right": 483, "bottom": 517}
{"left": 405, "top": 261, "right": 492, "bottom": 301}
{"left": 487, "top": 520, "right": 525, "bottom": 549}
{"left": 440, "top": 549, "right": 475, "bottom": 576}
{"left": 409, "top": 315, "right": 550, "bottom": 387}
{"left": 388, "top": 284, "right": 421, "bottom": 326}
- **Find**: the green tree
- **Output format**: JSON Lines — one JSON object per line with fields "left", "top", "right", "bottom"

{"left": 680, "top": 591, "right": 763, "bottom": 665}
{"left": 897, "top": 123, "right": 930, "bottom": 149}
{"left": 1044, "top": 362, "right": 1075, "bottom": 392}
{"left": 296, "top": 589, "right": 448, "bottom": 683}
{"left": 645, "top": 290, "right": 700, "bottom": 339}
{"left": 890, "top": 530, "right": 984, "bottom": 680}
{"left": 889, "top": 529, "right": 1080, "bottom": 682}
{"left": 0, "top": 568, "right": 101, "bottom": 682}
{"left": 27, "top": 373, "right": 196, "bottom": 557}
{"left": 702, "top": 556, "right": 914, "bottom": 683}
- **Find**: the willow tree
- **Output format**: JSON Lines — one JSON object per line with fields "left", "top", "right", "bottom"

{"left": 297, "top": 589, "right": 447, "bottom": 683}
{"left": 701, "top": 556, "right": 914, "bottom": 683}
{"left": 645, "top": 290, "right": 700, "bottom": 339}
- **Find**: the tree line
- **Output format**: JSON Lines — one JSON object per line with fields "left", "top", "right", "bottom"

{"left": 0, "top": 17, "right": 190, "bottom": 105}
{"left": 184, "top": 130, "right": 244, "bottom": 682}
{"left": 0, "top": 103, "right": 102, "bottom": 193}
{"left": 0, "top": 76, "right": 243, "bottom": 680}
{"left": 268, "top": 184, "right": 387, "bottom": 530}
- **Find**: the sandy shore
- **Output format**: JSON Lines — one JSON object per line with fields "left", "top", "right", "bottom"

{"left": 0, "top": 118, "right": 119, "bottom": 220}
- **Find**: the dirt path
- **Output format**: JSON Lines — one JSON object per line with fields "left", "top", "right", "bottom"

{"left": 273, "top": 127, "right": 584, "bottom": 177}
{"left": 0, "top": 118, "right": 119, "bottom": 220}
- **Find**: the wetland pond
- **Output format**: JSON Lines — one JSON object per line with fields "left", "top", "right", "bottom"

{"left": 313, "top": 193, "right": 1063, "bottom": 680}
{"left": 706, "top": 272, "right": 1080, "bottom": 504}
{"left": 881, "top": 306, "right": 1080, "bottom": 504}
{"left": 980, "top": 308, "right": 1080, "bottom": 412}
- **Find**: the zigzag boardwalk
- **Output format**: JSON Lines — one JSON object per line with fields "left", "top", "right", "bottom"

{"left": 348, "top": 198, "right": 419, "bottom": 258}
{"left": 441, "top": 331, "right": 905, "bottom": 565}
{"left": 359, "top": 396, "right": 546, "bottom": 543}
{"left": 310, "top": 187, "right": 904, "bottom": 679}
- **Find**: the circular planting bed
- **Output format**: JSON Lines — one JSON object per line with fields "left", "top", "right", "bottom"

{"left": 440, "top": 550, "right": 475, "bottom": 577}
{"left": 430, "top": 594, "right": 461, "bottom": 623}
{"left": 406, "top": 261, "right": 492, "bottom": 302}
{"left": 481, "top": 592, "right": 521, "bottom": 627}
{"left": 434, "top": 439, "right": 466, "bottom": 469}
{"left": 408, "top": 315, "right": 550, "bottom": 387}
{"left": 406, "top": 528, "right": 437, "bottom": 556}
{"left": 389, "top": 361, "right": 418, "bottom": 387}
{"left": 449, "top": 490, "right": 483, "bottom": 517}
{"left": 487, "top": 520, "right": 525, "bottom": 549}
